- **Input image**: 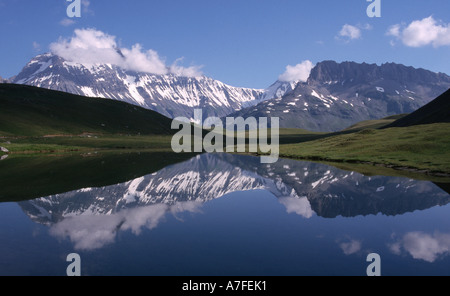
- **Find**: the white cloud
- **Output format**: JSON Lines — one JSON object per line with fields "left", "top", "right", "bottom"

{"left": 387, "top": 16, "right": 450, "bottom": 48}
{"left": 389, "top": 231, "right": 450, "bottom": 262}
{"left": 388, "top": 241, "right": 402, "bottom": 255}
{"left": 32, "top": 41, "right": 41, "bottom": 51}
{"left": 362, "top": 23, "right": 373, "bottom": 31}
{"left": 170, "top": 58, "right": 204, "bottom": 78}
{"left": 278, "top": 60, "right": 314, "bottom": 82}
{"left": 60, "top": 18, "right": 76, "bottom": 27}
{"left": 49, "top": 201, "right": 203, "bottom": 250}
{"left": 120, "top": 44, "right": 168, "bottom": 75}
{"left": 278, "top": 196, "right": 314, "bottom": 218}
{"left": 50, "top": 213, "right": 124, "bottom": 250}
{"left": 339, "top": 239, "right": 362, "bottom": 255}
{"left": 339, "top": 24, "right": 362, "bottom": 40}
{"left": 337, "top": 23, "right": 373, "bottom": 42}
{"left": 386, "top": 24, "right": 401, "bottom": 38}
{"left": 49, "top": 28, "right": 203, "bottom": 76}
{"left": 81, "top": 0, "right": 93, "bottom": 14}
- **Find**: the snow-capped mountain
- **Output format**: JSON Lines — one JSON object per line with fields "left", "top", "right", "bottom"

{"left": 258, "top": 80, "right": 298, "bottom": 102}
{"left": 17, "top": 153, "right": 449, "bottom": 250}
{"left": 230, "top": 61, "right": 450, "bottom": 131}
{"left": 11, "top": 55, "right": 450, "bottom": 131}
{"left": 13, "top": 53, "right": 265, "bottom": 120}
{"left": 20, "top": 153, "right": 449, "bottom": 226}
{"left": 20, "top": 153, "right": 310, "bottom": 226}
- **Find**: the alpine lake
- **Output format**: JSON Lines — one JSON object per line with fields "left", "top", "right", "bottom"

{"left": 0, "top": 151, "right": 449, "bottom": 276}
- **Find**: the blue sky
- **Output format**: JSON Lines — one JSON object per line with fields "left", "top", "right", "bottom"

{"left": 1, "top": 0, "right": 450, "bottom": 89}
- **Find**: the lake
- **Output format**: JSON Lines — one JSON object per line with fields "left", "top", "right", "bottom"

{"left": 0, "top": 152, "right": 449, "bottom": 276}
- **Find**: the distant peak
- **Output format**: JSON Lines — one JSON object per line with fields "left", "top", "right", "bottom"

{"left": 308, "top": 60, "right": 450, "bottom": 85}
{"left": 31, "top": 52, "right": 54, "bottom": 60}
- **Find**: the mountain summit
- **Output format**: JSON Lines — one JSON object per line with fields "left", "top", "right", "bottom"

{"left": 230, "top": 61, "right": 450, "bottom": 131}
{"left": 13, "top": 53, "right": 266, "bottom": 121}
{"left": 12, "top": 55, "right": 450, "bottom": 131}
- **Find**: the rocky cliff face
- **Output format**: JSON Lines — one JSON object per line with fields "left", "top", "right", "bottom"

{"left": 229, "top": 61, "right": 450, "bottom": 131}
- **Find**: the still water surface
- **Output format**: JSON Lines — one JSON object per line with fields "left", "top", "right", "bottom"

{"left": 0, "top": 153, "right": 449, "bottom": 275}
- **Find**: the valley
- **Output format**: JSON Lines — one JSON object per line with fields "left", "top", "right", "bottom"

{"left": 1, "top": 59, "right": 450, "bottom": 183}
{"left": 2, "top": 1, "right": 450, "bottom": 278}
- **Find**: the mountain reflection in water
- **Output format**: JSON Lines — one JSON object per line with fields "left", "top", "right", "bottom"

{"left": 18, "top": 153, "right": 450, "bottom": 252}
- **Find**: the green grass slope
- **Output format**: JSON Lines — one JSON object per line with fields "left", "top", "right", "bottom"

{"left": 0, "top": 84, "right": 174, "bottom": 136}
{"left": 0, "top": 151, "right": 197, "bottom": 202}
{"left": 277, "top": 90, "right": 450, "bottom": 178}
{"left": 343, "top": 114, "right": 407, "bottom": 131}
{"left": 279, "top": 123, "right": 450, "bottom": 175}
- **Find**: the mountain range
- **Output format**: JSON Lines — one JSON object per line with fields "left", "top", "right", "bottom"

{"left": 229, "top": 61, "right": 450, "bottom": 131}
{"left": 19, "top": 153, "right": 450, "bottom": 248}
{"left": 7, "top": 54, "right": 450, "bottom": 131}
{"left": 11, "top": 53, "right": 267, "bottom": 121}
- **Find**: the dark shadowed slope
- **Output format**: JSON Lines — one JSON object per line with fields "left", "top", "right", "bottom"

{"left": 387, "top": 88, "right": 450, "bottom": 128}
{"left": 0, "top": 84, "right": 175, "bottom": 136}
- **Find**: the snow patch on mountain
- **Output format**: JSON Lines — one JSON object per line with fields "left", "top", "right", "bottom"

{"left": 13, "top": 53, "right": 266, "bottom": 120}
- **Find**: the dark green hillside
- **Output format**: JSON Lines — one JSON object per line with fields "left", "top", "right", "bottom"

{"left": 343, "top": 114, "right": 407, "bottom": 131}
{"left": 0, "top": 84, "right": 174, "bottom": 136}
{"left": 279, "top": 123, "right": 450, "bottom": 177}
{"left": 0, "top": 151, "right": 197, "bottom": 202}
{"left": 276, "top": 88, "right": 450, "bottom": 177}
